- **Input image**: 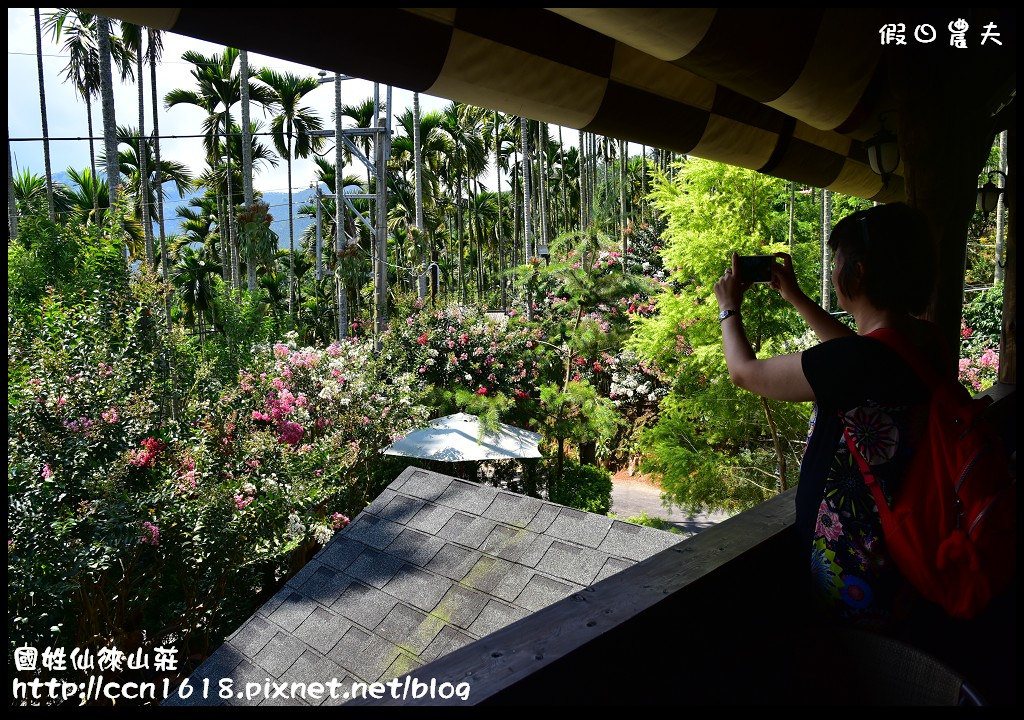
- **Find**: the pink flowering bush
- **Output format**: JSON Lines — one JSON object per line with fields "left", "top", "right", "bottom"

{"left": 381, "top": 305, "right": 547, "bottom": 402}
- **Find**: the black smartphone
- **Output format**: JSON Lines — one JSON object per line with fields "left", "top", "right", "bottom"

{"left": 736, "top": 255, "right": 774, "bottom": 283}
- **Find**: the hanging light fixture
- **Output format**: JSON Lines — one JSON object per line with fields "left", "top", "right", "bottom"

{"left": 977, "top": 170, "right": 1007, "bottom": 220}
{"left": 864, "top": 113, "right": 900, "bottom": 188}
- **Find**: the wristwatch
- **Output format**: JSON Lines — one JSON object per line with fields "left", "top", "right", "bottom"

{"left": 718, "top": 309, "right": 740, "bottom": 323}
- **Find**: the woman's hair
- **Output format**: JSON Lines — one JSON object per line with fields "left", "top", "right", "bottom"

{"left": 827, "top": 202, "right": 935, "bottom": 315}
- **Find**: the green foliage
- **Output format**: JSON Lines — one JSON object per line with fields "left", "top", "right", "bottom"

{"left": 631, "top": 159, "right": 822, "bottom": 512}
{"left": 547, "top": 459, "right": 613, "bottom": 515}
{"left": 959, "top": 283, "right": 1003, "bottom": 392}
{"left": 621, "top": 512, "right": 684, "bottom": 534}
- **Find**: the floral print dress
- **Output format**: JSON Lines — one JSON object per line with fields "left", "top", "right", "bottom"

{"left": 798, "top": 335, "right": 931, "bottom": 629}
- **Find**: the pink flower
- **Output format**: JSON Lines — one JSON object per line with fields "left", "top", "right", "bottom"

{"left": 41, "top": 463, "right": 53, "bottom": 480}
{"left": 360, "top": 416, "right": 371, "bottom": 426}
{"left": 476, "top": 387, "right": 488, "bottom": 395}
{"left": 273, "top": 343, "right": 290, "bottom": 359}
{"left": 29, "top": 378, "right": 42, "bottom": 387}
{"left": 252, "top": 410, "right": 271, "bottom": 422}
{"left": 331, "top": 512, "right": 350, "bottom": 530}
{"left": 406, "top": 317, "right": 415, "bottom": 327}
{"left": 814, "top": 500, "right": 843, "bottom": 541}
{"left": 417, "top": 332, "right": 429, "bottom": 345}
{"left": 141, "top": 521, "right": 160, "bottom": 546}
{"left": 101, "top": 408, "right": 119, "bottom": 424}
{"left": 177, "top": 470, "right": 198, "bottom": 492}
{"left": 233, "top": 494, "right": 253, "bottom": 511}
{"left": 277, "top": 421, "right": 305, "bottom": 446}
{"left": 525, "top": 341, "right": 533, "bottom": 348}
{"left": 56, "top": 395, "right": 67, "bottom": 408}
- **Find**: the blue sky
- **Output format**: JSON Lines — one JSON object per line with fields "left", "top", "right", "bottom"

{"left": 7, "top": 7, "right": 455, "bottom": 197}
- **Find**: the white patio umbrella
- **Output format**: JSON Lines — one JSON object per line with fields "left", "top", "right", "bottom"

{"left": 383, "top": 413, "right": 542, "bottom": 462}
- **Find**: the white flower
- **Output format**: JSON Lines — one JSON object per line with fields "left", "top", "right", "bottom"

{"left": 312, "top": 524, "right": 333, "bottom": 545}
{"left": 242, "top": 482, "right": 256, "bottom": 495}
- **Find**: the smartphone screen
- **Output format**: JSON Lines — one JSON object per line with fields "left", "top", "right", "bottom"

{"left": 737, "top": 255, "right": 774, "bottom": 283}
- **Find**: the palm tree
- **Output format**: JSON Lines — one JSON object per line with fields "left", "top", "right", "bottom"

{"left": 172, "top": 246, "right": 220, "bottom": 342}
{"left": 34, "top": 9, "right": 55, "bottom": 221}
{"left": 62, "top": 167, "right": 144, "bottom": 256}
{"left": 166, "top": 48, "right": 275, "bottom": 288}
{"left": 114, "top": 125, "right": 193, "bottom": 248}
{"left": 95, "top": 15, "right": 122, "bottom": 206}
{"left": 236, "top": 199, "right": 278, "bottom": 292}
{"left": 255, "top": 69, "right": 324, "bottom": 320}
{"left": 12, "top": 169, "right": 72, "bottom": 220}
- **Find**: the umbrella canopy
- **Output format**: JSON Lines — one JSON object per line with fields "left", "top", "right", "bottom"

{"left": 384, "top": 413, "right": 542, "bottom": 462}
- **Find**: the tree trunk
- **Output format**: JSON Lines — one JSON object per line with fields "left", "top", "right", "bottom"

{"left": 287, "top": 133, "right": 296, "bottom": 318}
{"left": 137, "top": 44, "right": 153, "bottom": 267}
{"left": 335, "top": 73, "right": 347, "bottom": 340}
{"left": 579, "top": 130, "right": 585, "bottom": 230}
{"left": 86, "top": 96, "right": 97, "bottom": 212}
{"left": 821, "top": 189, "right": 831, "bottom": 311}
{"left": 760, "top": 397, "right": 788, "bottom": 492}
{"left": 619, "top": 137, "right": 627, "bottom": 256}
{"left": 97, "top": 16, "right": 120, "bottom": 207}
{"left": 640, "top": 144, "right": 646, "bottom": 224}
{"left": 495, "top": 111, "right": 507, "bottom": 311}
{"left": 456, "top": 174, "right": 465, "bottom": 305}
{"left": 788, "top": 182, "right": 796, "bottom": 251}
{"left": 558, "top": 125, "right": 567, "bottom": 233}
{"left": 34, "top": 9, "right": 55, "bottom": 222}
{"left": 994, "top": 129, "right": 1007, "bottom": 284}
{"left": 8, "top": 133, "right": 18, "bottom": 239}
{"left": 521, "top": 116, "right": 533, "bottom": 320}
{"left": 150, "top": 36, "right": 177, "bottom": 422}
{"left": 240, "top": 49, "right": 257, "bottom": 292}
{"left": 579, "top": 441, "right": 597, "bottom": 467}
{"left": 999, "top": 126, "right": 1015, "bottom": 384}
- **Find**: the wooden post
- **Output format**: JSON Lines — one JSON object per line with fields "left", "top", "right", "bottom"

{"left": 999, "top": 126, "right": 1015, "bottom": 384}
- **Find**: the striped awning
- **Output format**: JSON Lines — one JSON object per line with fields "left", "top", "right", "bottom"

{"left": 89, "top": 8, "right": 1015, "bottom": 202}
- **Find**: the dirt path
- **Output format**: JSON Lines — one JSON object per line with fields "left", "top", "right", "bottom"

{"left": 610, "top": 471, "right": 731, "bottom": 536}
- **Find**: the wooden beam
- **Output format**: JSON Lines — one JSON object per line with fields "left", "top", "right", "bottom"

{"left": 1000, "top": 124, "right": 1015, "bottom": 383}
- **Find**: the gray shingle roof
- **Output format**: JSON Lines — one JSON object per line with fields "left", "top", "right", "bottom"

{"left": 164, "top": 466, "right": 682, "bottom": 706}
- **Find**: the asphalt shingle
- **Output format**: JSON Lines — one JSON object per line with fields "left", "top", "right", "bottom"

{"left": 167, "top": 466, "right": 686, "bottom": 707}
{"left": 436, "top": 479, "right": 499, "bottom": 515}
{"left": 383, "top": 564, "right": 453, "bottom": 613}
{"left": 483, "top": 492, "right": 544, "bottom": 528}
{"left": 330, "top": 581, "right": 398, "bottom": 631}
{"left": 535, "top": 540, "right": 610, "bottom": 586}
{"left": 377, "top": 493, "right": 427, "bottom": 525}
{"left": 327, "top": 626, "right": 401, "bottom": 684}
{"left": 385, "top": 527, "right": 446, "bottom": 568}
{"left": 424, "top": 542, "right": 482, "bottom": 582}
{"left": 267, "top": 591, "right": 316, "bottom": 633}
{"left": 515, "top": 573, "right": 581, "bottom": 612}
{"left": 374, "top": 602, "right": 446, "bottom": 655}
{"left": 398, "top": 471, "right": 452, "bottom": 502}
{"left": 546, "top": 507, "right": 613, "bottom": 548}
{"left": 467, "top": 599, "right": 528, "bottom": 638}
{"left": 343, "top": 513, "right": 405, "bottom": 551}
{"left": 430, "top": 583, "right": 490, "bottom": 631}
{"left": 345, "top": 547, "right": 406, "bottom": 590}
{"left": 599, "top": 519, "right": 682, "bottom": 561}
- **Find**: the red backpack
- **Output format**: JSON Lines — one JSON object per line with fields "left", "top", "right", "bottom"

{"left": 842, "top": 327, "right": 1016, "bottom": 620}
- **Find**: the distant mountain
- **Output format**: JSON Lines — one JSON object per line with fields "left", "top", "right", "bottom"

{"left": 153, "top": 187, "right": 319, "bottom": 252}
{"left": 51, "top": 170, "right": 319, "bottom": 251}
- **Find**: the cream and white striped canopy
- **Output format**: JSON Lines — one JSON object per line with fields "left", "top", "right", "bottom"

{"left": 90, "top": 7, "right": 1015, "bottom": 202}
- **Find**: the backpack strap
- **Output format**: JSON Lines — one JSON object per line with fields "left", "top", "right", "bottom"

{"left": 865, "top": 323, "right": 947, "bottom": 392}
{"left": 843, "top": 422, "right": 892, "bottom": 512}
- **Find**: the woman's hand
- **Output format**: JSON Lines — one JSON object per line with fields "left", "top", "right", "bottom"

{"left": 770, "top": 252, "right": 804, "bottom": 305}
{"left": 714, "top": 252, "right": 747, "bottom": 311}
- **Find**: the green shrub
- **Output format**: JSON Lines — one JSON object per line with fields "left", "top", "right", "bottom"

{"left": 547, "top": 458, "right": 613, "bottom": 515}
